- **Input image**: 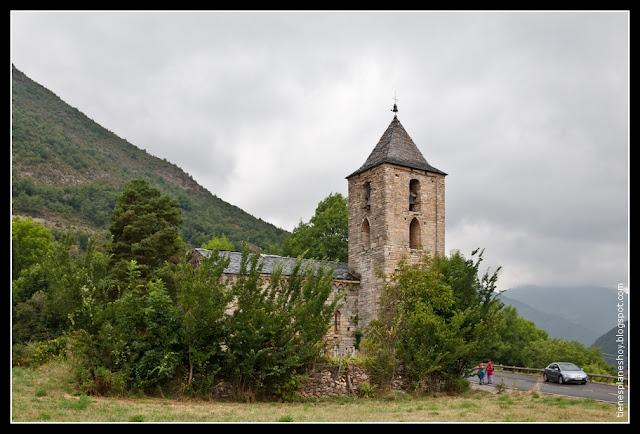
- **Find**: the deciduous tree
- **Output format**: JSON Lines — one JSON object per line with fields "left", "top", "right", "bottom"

{"left": 281, "top": 193, "right": 347, "bottom": 262}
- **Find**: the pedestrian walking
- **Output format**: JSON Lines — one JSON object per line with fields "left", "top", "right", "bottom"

{"left": 477, "top": 362, "right": 486, "bottom": 385}
{"left": 487, "top": 359, "right": 494, "bottom": 385}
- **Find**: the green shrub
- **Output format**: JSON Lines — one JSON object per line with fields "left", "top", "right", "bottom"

{"left": 322, "top": 354, "right": 370, "bottom": 367}
{"left": 354, "top": 329, "right": 363, "bottom": 350}
{"left": 274, "top": 374, "right": 306, "bottom": 403}
{"left": 357, "top": 382, "right": 375, "bottom": 398}
{"left": 90, "top": 366, "right": 113, "bottom": 395}
{"left": 14, "top": 336, "right": 68, "bottom": 367}
{"left": 129, "top": 415, "right": 145, "bottom": 422}
{"left": 12, "top": 343, "right": 29, "bottom": 367}
{"left": 444, "top": 377, "right": 470, "bottom": 394}
{"left": 581, "top": 363, "right": 612, "bottom": 376}
{"left": 223, "top": 249, "right": 340, "bottom": 400}
{"left": 35, "top": 388, "right": 47, "bottom": 397}
{"left": 66, "top": 330, "right": 98, "bottom": 393}
{"left": 277, "top": 415, "right": 293, "bottom": 422}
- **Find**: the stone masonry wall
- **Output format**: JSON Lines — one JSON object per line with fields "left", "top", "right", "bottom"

{"left": 206, "top": 364, "right": 410, "bottom": 399}
{"left": 348, "top": 163, "right": 445, "bottom": 330}
{"left": 298, "top": 363, "right": 410, "bottom": 398}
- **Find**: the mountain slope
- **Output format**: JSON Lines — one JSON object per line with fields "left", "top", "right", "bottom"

{"left": 499, "top": 285, "right": 626, "bottom": 346}
{"left": 499, "top": 295, "right": 600, "bottom": 345}
{"left": 592, "top": 322, "right": 628, "bottom": 367}
{"left": 11, "top": 65, "right": 288, "bottom": 249}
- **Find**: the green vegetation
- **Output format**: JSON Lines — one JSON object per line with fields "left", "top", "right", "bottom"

{"left": 202, "top": 235, "right": 235, "bottom": 251}
{"left": 363, "top": 249, "right": 503, "bottom": 393}
{"left": 12, "top": 182, "right": 338, "bottom": 402}
{"left": 109, "top": 179, "right": 185, "bottom": 280}
{"left": 11, "top": 216, "right": 54, "bottom": 280}
{"left": 279, "top": 193, "right": 348, "bottom": 262}
{"left": 491, "top": 305, "right": 613, "bottom": 374}
{"left": 11, "top": 65, "right": 287, "bottom": 250}
{"left": 173, "top": 252, "right": 230, "bottom": 390}
{"left": 362, "top": 249, "right": 614, "bottom": 394}
{"left": 62, "top": 246, "right": 339, "bottom": 400}
{"left": 12, "top": 360, "right": 620, "bottom": 422}
{"left": 592, "top": 321, "right": 628, "bottom": 367}
{"left": 223, "top": 249, "right": 340, "bottom": 400}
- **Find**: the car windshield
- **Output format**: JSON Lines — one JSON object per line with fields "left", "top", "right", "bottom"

{"left": 558, "top": 363, "right": 580, "bottom": 371}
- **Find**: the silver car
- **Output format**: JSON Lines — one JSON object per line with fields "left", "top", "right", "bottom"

{"left": 543, "top": 362, "right": 589, "bottom": 384}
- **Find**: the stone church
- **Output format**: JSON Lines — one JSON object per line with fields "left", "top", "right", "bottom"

{"left": 192, "top": 108, "right": 446, "bottom": 356}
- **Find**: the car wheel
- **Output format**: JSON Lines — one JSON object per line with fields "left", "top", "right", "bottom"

{"left": 543, "top": 373, "right": 548, "bottom": 382}
{"left": 558, "top": 375, "right": 563, "bottom": 384}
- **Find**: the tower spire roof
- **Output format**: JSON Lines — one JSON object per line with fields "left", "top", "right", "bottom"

{"left": 347, "top": 115, "right": 446, "bottom": 178}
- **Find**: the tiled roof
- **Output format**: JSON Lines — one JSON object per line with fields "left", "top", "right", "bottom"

{"left": 347, "top": 116, "right": 446, "bottom": 178}
{"left": 193, "top": 248, "right": 358, "bottom": 281}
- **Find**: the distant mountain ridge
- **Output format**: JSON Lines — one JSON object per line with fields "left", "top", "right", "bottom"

{"left": 11, "top": 65, "right": 288, "bottom": 249}
{"left": 499, "top": 285, "right": 627, "bottom": 346}
{"left": 591, "top": 322, "right": 628, "bottom": 367}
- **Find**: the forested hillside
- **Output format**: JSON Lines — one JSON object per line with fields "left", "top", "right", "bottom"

{"left": 11, "top": 65, "right": 288, "bottom": 249}
{"left": 592, "top": 321, "right": 627, "bottom": 367}
{"left": 499, "top": 285, "right": 625, "bottom": 346}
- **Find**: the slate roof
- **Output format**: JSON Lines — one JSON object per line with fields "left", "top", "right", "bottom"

{"left": 347, "top": 116, "right": 446, "bottom": 178}
{"left": 193, "top": 248, "right": 358, "bottom": 281}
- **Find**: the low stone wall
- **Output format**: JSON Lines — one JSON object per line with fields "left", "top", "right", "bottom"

{"left": 207, "top": 364, "right": 410, "bottom": 399}
{"left": 299, "top": 363, "right": 410, "bottom": 398}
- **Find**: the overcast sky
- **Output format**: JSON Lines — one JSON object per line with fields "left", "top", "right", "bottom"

{"left": 11, "top": 11, "right": 628, "bottom": 292}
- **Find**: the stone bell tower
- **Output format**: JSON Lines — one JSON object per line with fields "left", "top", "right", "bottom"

{"left": 346, "top": 105, "right": 446, "bottom": 329}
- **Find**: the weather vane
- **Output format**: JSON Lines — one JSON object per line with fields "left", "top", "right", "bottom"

{"left": 391, "top": 91, "right": 399, "bottom": 116}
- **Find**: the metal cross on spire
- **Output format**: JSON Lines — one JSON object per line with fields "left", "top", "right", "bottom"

{"left": 391, "top": 91, "right": 399, "bottom": 117}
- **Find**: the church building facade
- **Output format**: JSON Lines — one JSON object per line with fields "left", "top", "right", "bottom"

{"left": 192, "top": 109, "right": 446, "bottom": 355}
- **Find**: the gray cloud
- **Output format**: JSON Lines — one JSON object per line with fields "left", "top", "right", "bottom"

{"left": 11, "top": 11, "right": 628, "bottom": 291}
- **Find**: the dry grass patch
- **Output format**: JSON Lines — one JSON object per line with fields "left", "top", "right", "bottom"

{"left": 12, "top": 362, "right": 621, "bottom": 422}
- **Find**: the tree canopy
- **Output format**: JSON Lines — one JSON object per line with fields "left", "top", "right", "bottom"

{"left": 12, "top": 216, "right": 53, "bottom": 280}
{"left": 202, "top": 235, "right": 235, "bottom": 252}
{"left": 109, "top": 179, "right": 184, "bottom": 279}
{"left": 281, "top": 193, "right": 348, "bottom": 262}
{"left": 363, "top": 249, "right": 503, "bottom": 393}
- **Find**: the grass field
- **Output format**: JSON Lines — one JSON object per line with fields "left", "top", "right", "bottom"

{"left": 12, "top": 361, "right": 622, "bottom": 422}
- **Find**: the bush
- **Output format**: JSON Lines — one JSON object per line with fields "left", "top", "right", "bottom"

{"left": 66, "top": 330, "right": 99, "bottom": 394}
{"left": 362, "top": 250, "right": 515, "bottom": 395}
{"left": 30, "top": 335, "right": 68, "bottom": 365}
{"left": 581, "top": 363, "right": 613, "bottom": 376}
{"left": 90, "top": 366, "right": 114, "bottom": 396}
{"left": 357, "top": 382, "right": 375, "bottom": 398}
{"left": 12, "top": 343, "right": 29, "bottom": 367}
{"left": 13, "top": 336, "right": 68, "bottom": 367}
{"left": 354, "top": 329, "right": 363, "bottom": 351}
{"left": 495, "top": 379, "right": 507, "bottom": 394}
{"left": 223, "top": 248, "right": 340, "bottom": 400}
{"left": 443, "top": 377, "right": 470, "bottom": 394}
{"left": 274, "top": 374, "right": 307, "bottom": 403}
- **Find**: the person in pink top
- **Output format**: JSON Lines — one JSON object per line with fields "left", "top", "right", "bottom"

{"left": 486, "top": 359, "right": 495, "bottom": 384}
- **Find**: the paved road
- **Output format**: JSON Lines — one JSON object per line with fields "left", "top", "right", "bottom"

{"left": 467, "top": 371, "right": 627, "bottom": 404}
